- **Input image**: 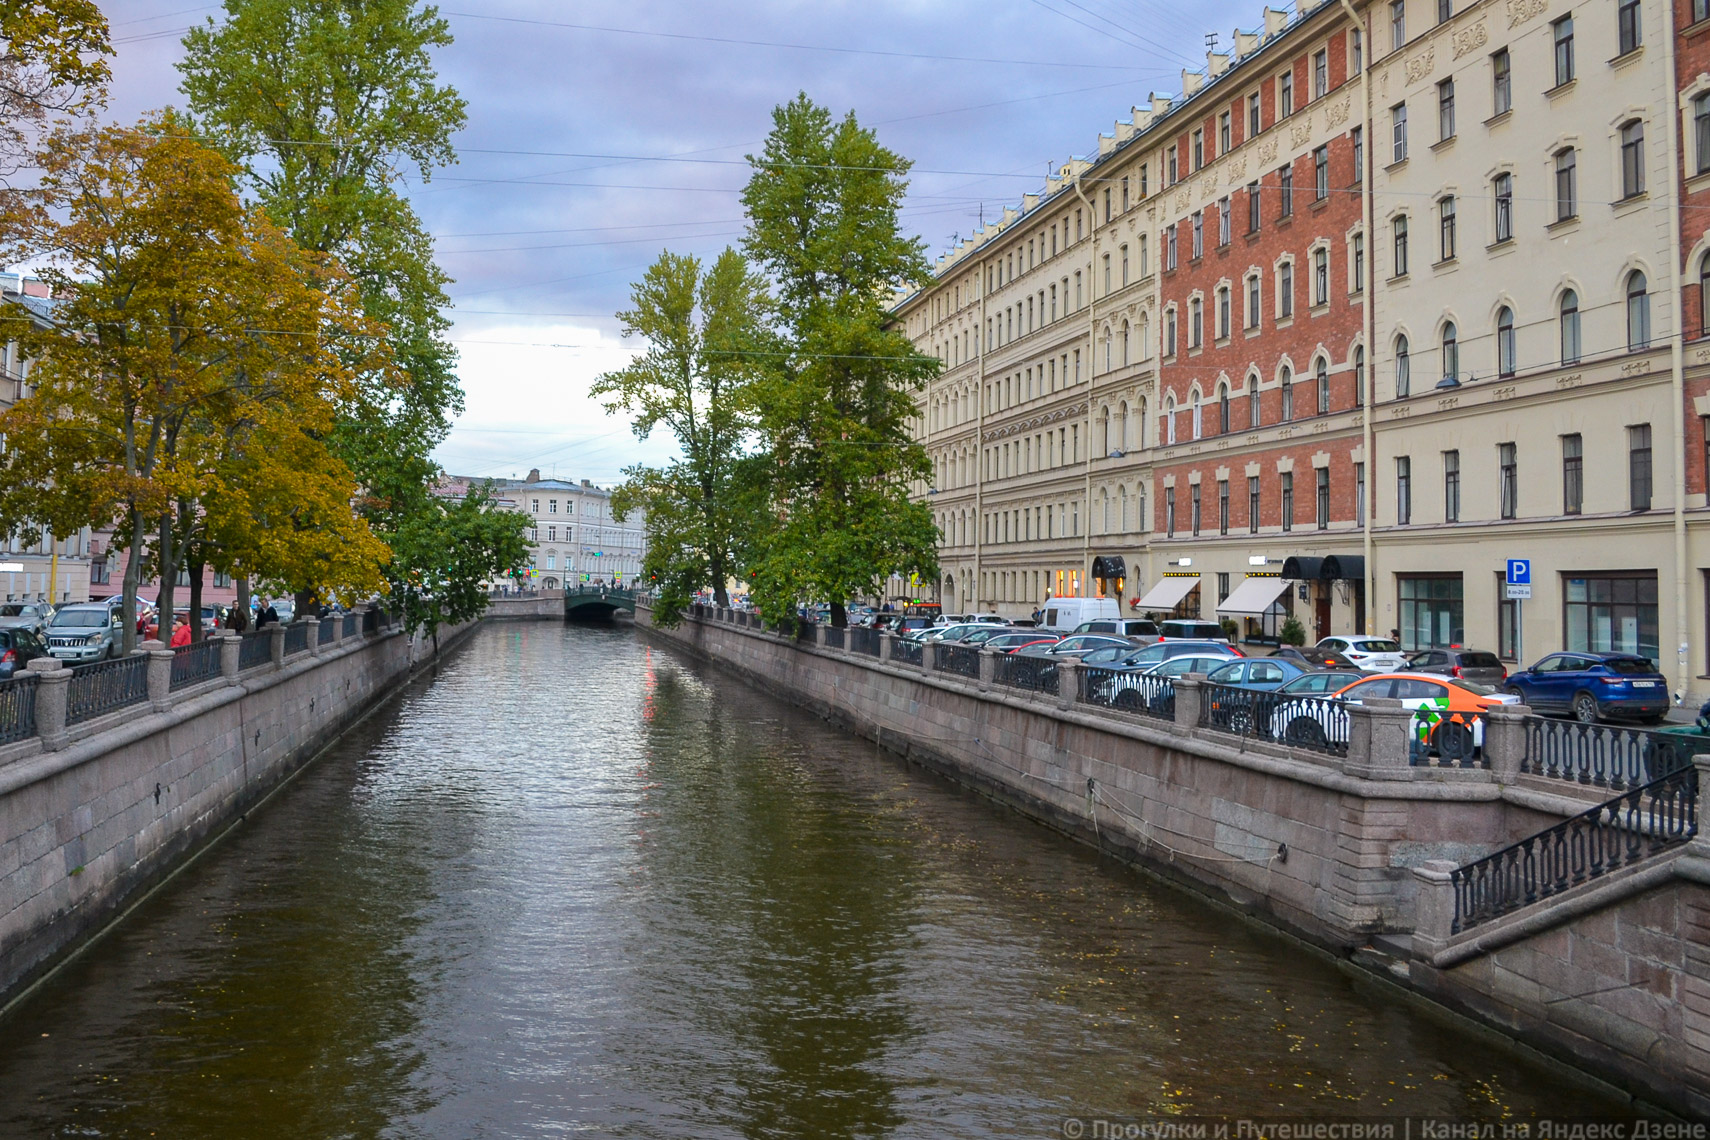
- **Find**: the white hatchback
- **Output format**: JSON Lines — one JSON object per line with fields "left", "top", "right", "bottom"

{"left": 1316, "top": 636, "right": 1409, "bottom": 672}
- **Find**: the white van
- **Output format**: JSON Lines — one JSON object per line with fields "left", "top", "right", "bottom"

{"left": 1038, "top": 596, "right": 1121, "bottom": 632}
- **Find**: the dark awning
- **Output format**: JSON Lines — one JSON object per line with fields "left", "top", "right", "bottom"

{"left": 1091, "top": 554, "right": 1127, "bottom": 579}
{"left": 1280, "top": 556, "right": 1324, "bottom": 580}
{"left": 1321, "top": 554, "right": 1366, "bottom": 581}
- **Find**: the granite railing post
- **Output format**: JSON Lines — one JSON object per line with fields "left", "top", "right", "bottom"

{"left": 1173, "top": 674, "right": 1207, "bottom": 731}
{"left": 1410, "top": 859, "right": 1460, "bottom": 960}
{"left": 141, "top": 639, "right": 172, "bottom": 712}
{"left": 219, "top": 632, "right": 241, "bottom": 681}
{"left": 879, "top": 632, "right": 894, "bottom": 664}
{"left": 1483, "top": 704, "right": 1531, "bottom": 784}
{"left": 1056, "top": 659, "right": 1079, "bottom": 712}
{"left": 1344, "top": 698, "right": 1416, "bottom": 780}
{"left": 919, "top": 641, "right": 935, "bottom": 676}
{"left": 268, "top": 622, "right": 287, "bottom": 668}
{"left": 1688, "top": 755, "right": 1710, "bottom": 860}
{"left": 305, "top": 616, "right": 323, "bottom": 657}
{"left": 28, "top": 658, "right": 68, "bottom": 751}
{"left": 977, "top": 647, "right": 996, "bottom": 692}
{"left": 814, "top": 624, "right": 828, "bottom": 649}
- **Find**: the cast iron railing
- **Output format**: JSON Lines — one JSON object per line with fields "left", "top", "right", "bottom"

{"left": 1081, "top": 666, "right": 1175, "bottom": 719}
{"left": 993, "top": 652, "right": 1058, "bottom": 694}
{"left": 0, "top": 674, "right": 37, "bottom": 744}
{"left": 319, "top": 618, "right": 336, "bottom": 644}
{"left": 342, "top": 614, "right": 358, "bottom": 638}
{"left": 170, "top": 639, "right": 222, "bottom": 690}
{"left": 891, "top": 638, "right": 923, "bottom": 667}
{"left": 1450, "top": 766, "right": 1698, "bottom": 934}
{"left": 238, "top": 631, "right": 272, "bottom": 670}
{"left": 934, "top": 642, "right": 980, "bottom": 679}
{"left": 1521, "top": 718, "right": 1688, "bottom": 790}
{"left": 1196, "top": 681, "right": 1350, "bottom": 757}
{"left": 66, "top": 654, "right": 148, "bottom": 725}
{"left": 362, "top": 610, "right": 378, "bottom": 635}
{"left": 284, "top": 623, "right": 310, "bottom": 655}
{"left": 823, "top": 626, "right": 845, "bottom": 651}
{"left": 848, "top": 628, "right": 881, "bottom": 657}
{"left": 1408, "top": 709, "right": 1488, "bottom": 768}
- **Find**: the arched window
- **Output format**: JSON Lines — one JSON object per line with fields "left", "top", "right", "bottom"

{"left": 1560, "top": 290, "right": 1581, "bottom": 364}
{"left": 1101, "top": 488, "right": 1110, "bottom": 533}
{"left": 1192, "top": 392, "right": 1204, "bottom": 439}
{"left": 1315, "top": 358, "right": 1330, "bottom": 415}
{"left": 1100, "top": 406, "right": 1111, "bottom": 455}
{"left": 1627, "top": 270, "right": 1651, "bottom": 350}
{"left": 1248, "top": 376, "right": 1261, "bottom": 427}
{"left": 1165, "top": 398, "right": 1177, "bottom": 445}
{"left": 1117, "top": 401, "right": 1129, "bottom": 450}
{"left": 1119, "top": 485, "right": 1129, "bottom": 531}
{"left": 1280, "top": 366, "right": 1294, "bottom": 421}
{"left": 1442, "top": 322, "right": 1459, "bottom": 382}
{"left": 1218, "top": 385, "right": 1230, "bottom": 434}
{"left": 1354, "top": 346, "right": 1366, "bottom": 406}
{"left": 1139, "top": 313, "right": 1151, "bottom": 359}
{"left": 1395, "top": 334, "right": 1411, "bottom": 397}
{"left": 1700, "top": 257, "right": 1710, "bottom": 338}
{"left": 1103, "top": 326, "right": 1113, "bottom": 371}
{"left": 1138, "top": 398, "right": 1148, "bottom": 448}
{"left": 1496, "top": 306, "right": 1515, "bottom": 377}
{"left": 1121, "top": 320, "right": 1131, "bottom": 365}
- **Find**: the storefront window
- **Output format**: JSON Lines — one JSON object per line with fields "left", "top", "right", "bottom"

{"left": 1398, "top": 575, "right": 1464, "bottom": 650}
{"left": 1564, "top": 573, "right": 1657, "bottom": 660}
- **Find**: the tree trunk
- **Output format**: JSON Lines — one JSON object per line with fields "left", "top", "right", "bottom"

{"left": 186, "top": 554, "right": 205, "bottom": 643}
{"left": 830, "top": 600, "right": 847, "bottom": 628}
{"left": 295, "top": 587, "right": 314, "bottom": 622}
{"left": 120, "top": 509, "right": 145, "bottom": 656}
{"left": 235, "top": 575, "right": 251, "bottom": 627}
{"left": 155, "top": 513, "right": 176, "bottom": 644}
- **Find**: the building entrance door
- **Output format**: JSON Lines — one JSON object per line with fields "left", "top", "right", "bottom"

{"left": 1315, "top": 589, "right": 1331, "bottom": 642}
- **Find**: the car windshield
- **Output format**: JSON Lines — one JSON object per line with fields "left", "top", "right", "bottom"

{"left": 51, "top": 610, "right": 107, "bottom": 628}
{"left": 1207, "top": 663, "right": 1243, "bottom": 683}
{"left": 1353, "top": 639, "right": 1401, "bottom": 653}
{"left": 0, "top": 604, "right": 27, "bottom": 617}
{"left": 1461, "top": 652, "right": 1503, "bottom": 668}
{"left": 1605, "top": 657, "right": 1658, "bottom": 674}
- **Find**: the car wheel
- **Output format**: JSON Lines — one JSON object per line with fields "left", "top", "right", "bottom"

{"left": 1504, "top": 686, "right": 1525, "bottom": 702}
{"left": 1434, "top": 719, "right": 1476, "bottom": 763}
{"left": 1284, "top": 717, "right": 1329, "bottom": 748}
{"left": 1227, "top": 706, "right": 1253, "bottom": 734}
{"left": 1572, "top": 691, "right": 1600, "bottom": 725}
{"left": 1113, "top": 688, "right": 1143, "bottom": 710}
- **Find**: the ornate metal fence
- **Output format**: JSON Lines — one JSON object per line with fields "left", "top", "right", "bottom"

{"left": 1407, "top": 709, "right": 1488, "bottom": 768}
{"left": 848, "top": 628, "right": 881, "bottom": 657}
{"left": 170, "top": 640, "right": 222, "bottom": 690}
{"left": 319, "top": 618, "right": 336, "bottom": 644}
{"left": 1450, "top": 767, "right": 1697, "bottom": 934}
{"left": 284, "top": 623, "right": 310, "bottom": 655}
{"left": 1196, "top": 682, "right": 1350, "bottom": 757}
{"left": 343, "top": 614, "right": 358, "bottom": 639}
{"left": 934, "top": 642, "right": 980, "bottom": 679}
{"left": 238, "top": 631, "right": 272, "bottom": 670}
{"left": 1080, "top": 666, "right": 1175, "bottom": 719}
{"left": 362, "top": 610, "right": 378, "bottom": 635}
{"left": 0, "top": 674, "right": 38, "bottom": 744}
{"left": 992, "top": 653, "right": 1058, "bottom": 694}
{"left": 823, "top": 627, "right": 845, "bottom": 651}
{"left": 66, "top": 655, "right": 149, "bottom": 725}
{"left": 1521, "top": 718, "right": 1687, "bottom": 790}
{"left": 891, "top": 638, "right": 923, "bottom": 667}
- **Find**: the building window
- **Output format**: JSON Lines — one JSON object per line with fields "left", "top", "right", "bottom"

{"left": 1698, "top": 0, "right": 1710, "bottom": 22}
{"left": 1220, "top": 110, "right": 1232, "bottom": 152}
{"left": 1562, "top": 432, "right": 1583, "bottom": 515}
{"left": 90, "top": 558, "right": 109, "bottom": 586}
{"left": 1356, "top": 461, "right": 1367, "bottom": 526}
{"left": 1219, "top": 480, "right": 1230, "bottom": 535}
{"left": 1352, "top": 125, "right": 1364, "bottom": 179}
{"left": 1396, "top": 456, "right": 1412, "bottom": 524}
{"left": 1396, "top": 334, "right": 1411, "bottom": 397}
{"left": 1400, "top": 575, "right": 1465, "bottom": 650}
{"left": 1281, "top": 472, "right": 1294, "bottom": 532}
{"left": 1437, "top": 78, "right": 1455, "bottom": 141}
{"left": 1165, "top": 308, "right": 1178, "bottom": 356}
{"left": 1313, "top": 145, "right": 1328, "bottom": 200}
{"left": 1281, "top": 366, "right": 1294, "bottom": 421}
{"left": 1247, "top": 181, "right": 1262, "bottom": 232}
{"left": 1192, "top": 483, "right": 1202, "bottom": 535}
{"left": 1493, "top": 173, "right": 1513, "bottom": 243}
{"left": 1553, "top": 16, "right": 1574, "bottom": 86}
{"left": 1620, "top": 119, "right": 1645, "bottom": 199}
{"left": 1393, "top": 214, "right": 1409, "bottom": 276}
{"left": 1219, "top": 385, "right": 1230, "bottom": 433}
{"left": 1626, "top": 270, "right": 1650, "bottom": 350}
{"left": 1438, "top": 195, "right": 1456, "bottom": 261}
{"left": 1392, "top": 0, "right": 1407, "bottom": 48}
{"left": 1354, "top": 345, "right": 1366, "bottom": 406}
{"left": 1442, "top": 321, "right": 1459, "bottom": 382}
{"left": 1190, "top": 296, "right": 1203, "bottom": 348}
{"left": 1565, "top": 573, "right": 1658, "bottom": 659}
{"left": 1218, "top": 197, "right": 1231, "bottom": 246}
{"left": 1392, "top": 102, "right": 1408, "bottom": 163}
{"left": 1246, "top": 273, "right": 1261, "bottom": 329}
{"left": 1313, "top": 247, "right": 1329, "bottom": 305}
{"left": 1279, "top": 165, "right": 1294, "bottom": 218}
{"left": 1121, "top": 244, "right": 1129, "bottom": 285}
{"left": 1629, "top": 423, "right": 1652, "bottom": 510}
{"left": 1279, "top": 260, "right": 1294, "bottom": 318}
{"left": 1443, "top": 449, "right": 1461, "bottom": 522}
{"left": 1168, "top": 146, "right": 1179, "bottom": 185}
{"left": 1193, "top": 128, "right": 1204, "bottom": 170}
{"left": 1192, "top": 211, "right": 1204, "bottom": 259}
{"left": 1316, "top": 357, "right": 1330, "bottom": 414}
{"left": 1696, "top": 94, "right": 1710, "bottom": 175}
{"left": 1248, "top": 475, "right": 1261, "bottom": 532}
{"left": 1499, "top": 442, "right": 1518, "bottom": 519}
{"left": 1492, "top": 48, "right": 1511, "bottom": 115}
{"left": 1166, "top": 486, "right": 1176, "bottom": 536}
{"left": 1561, "top": 289, "right": 1582, "bottom": 363}
{"left": 1554, "top": 148, "right": 1577, "bottom": 221}
{"left": 1352, "top": 28, "right": 1364, "bottom": 74}
{"left": 1313, "top": 49, "right": 1328, "bottom": 99}
{"left": 1248, "top": 376, "right": 1261, "bottom": 428}
{"left": 1617, "top": 0, "right": 1641, "bottom": 55}
{"left": 1316, "top": 468, "right": 1330, "bottom": 529}
{"left": 1248, "top": 91, "right": 1262, "bottom": 138}
{"left": 1701, "top": 256, "right": 1710, "bottom": 336}
{"left": 1496, "top": 306, "right": 1515, "bottom": 377}
{"left": 1352, "top": 231, "right": 1366, "bottom": 292}
{"left": 1279, "top": 69, "right": 1294, "bottom": 117}
{"left": 1437, "top": 0, "right": 1452, "bottom": 22}
{"left": 1217, "top": 285, "right": 1231, "bottom": 339}
{"left": 1166, "top": 225, "right": 1178, "bottom": 270}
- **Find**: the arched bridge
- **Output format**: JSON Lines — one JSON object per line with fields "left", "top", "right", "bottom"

{"left": 565, "top": 585, "right": 638, "bottom": 621}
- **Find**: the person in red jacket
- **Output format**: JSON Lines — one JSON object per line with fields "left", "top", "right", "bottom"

{"left": 169, "top": 617, "right": 192, "bottom": 647}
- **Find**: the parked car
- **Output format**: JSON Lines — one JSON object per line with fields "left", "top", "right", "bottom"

{"left": 1096, "top": 654, "right": 1235, "bottom": 714}
{"left": 1315, "top": 636, "right": 1409, "bottom": 673}
{"left": 1118, "top": 639, "right": 1245, "bottom": 666}
{"left": 0, "top": 628, "right": 46, "bottom": 678}
{"left": 980, "top": 631, "right": 1060, "bottom": 653}
{"left": 1205, "top": 657, "right": 1316, "bottom": 690}
{"left": 1038, "top": 596, "right": 1120, "bottom": 632}
{"left": 1017, "top": 633, "right": 1134, "bottom": 659}
{"left": 967, "top": 612, "right": 1010, "bottom": 625}
{"left": 1073, "top": 618, "right": 1159, "bottom": 642}
{"left": 1405, "top": 647, "right": 1508, "bottom": 689}
{"left": 1268, "top": 672, "right": 1519, "bottom": 754}
{"left": 1503, "top": 652, "right": 1670, "bottom": 724}
{"left": 1157, "top": 619, "right": 1229, "bottom": 642}
{"left": 46, "top": 603, "right": 124, "bottom": 662}
{"left": 926, "top": 622, "right": 1005, "bottom": 643}
{"left": 891, "top": 616, "right": 934, "bottom": 636}
{"left": 1274, "top": 669, "right": 1365, "bottom": 696}
{"left": 1269, "top": 645, "right": 1357, "bottom": 670}
{"left": 0, "top": 601, "right": 55, "bottom": 636}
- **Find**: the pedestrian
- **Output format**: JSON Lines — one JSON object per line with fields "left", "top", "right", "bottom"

{"left": 255, "top": 597, "right": 279, "bottom": 629}
{"left": 169, "top": 616, "right": 191, "bottom": 648}
{"left": 227, "top": 605, "right": 248, "bottom": 633}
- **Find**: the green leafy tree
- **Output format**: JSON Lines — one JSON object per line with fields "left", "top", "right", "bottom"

{"left": 177, "top": 0, "right": 467, "bottom": 543}
{"left": 739, "top": 94, "right": 941, "bottom": 628}
{"left": 594, "top": 248, "right": 770, "bottom": 623}
{"left": 385, "top": 481, "right": 530, "bottom": 652}
{"left": 0, "top": 0, "right": 112, "bottom": 180}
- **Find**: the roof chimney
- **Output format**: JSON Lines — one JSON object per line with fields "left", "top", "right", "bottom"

{"left": 581, "top": 478, "right": 592, "bottom": 488}
{"left": 526, "top": 468, "right": 541, "bottom": 482}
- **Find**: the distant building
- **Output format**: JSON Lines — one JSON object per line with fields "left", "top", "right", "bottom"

{"left": 441, "top": 468, "right": 647, "bottom": 589}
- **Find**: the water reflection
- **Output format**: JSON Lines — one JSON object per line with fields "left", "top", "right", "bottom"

{"left": 0, "top": 624, "right": 1625, "bottom": 1138}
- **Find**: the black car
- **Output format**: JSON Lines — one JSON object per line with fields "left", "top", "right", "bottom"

{"left": 1119, "top": 639, "right": 1244, "bottom": 666}
{"left": 1404, "top": 647, "right": 1508, "bottom": 689}
{"left": 0, "top": 627, "right": 46, "bottom": 678}
{"left": 1270, "top": 645, "right": 1357, "bottom": 670}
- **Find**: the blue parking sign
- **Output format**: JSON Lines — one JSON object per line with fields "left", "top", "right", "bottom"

{"left": 1506, "top": 559, "right": 1531, "bottom": 585}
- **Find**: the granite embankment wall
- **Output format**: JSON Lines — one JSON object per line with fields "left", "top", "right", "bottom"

{"left": 0, "top": 611, "right": 480, "bottom": 1008}
{"left": 641, "top": 605, "right": 1710, "bottom": 1116}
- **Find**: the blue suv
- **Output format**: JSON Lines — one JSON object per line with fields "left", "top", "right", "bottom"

{"left": 1504, "top": 652, "right": 1670, "bottom": 724}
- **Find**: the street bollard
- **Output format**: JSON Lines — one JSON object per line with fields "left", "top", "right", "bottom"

{"left": 28, "top": 658, "right": 69, "bottom": 751}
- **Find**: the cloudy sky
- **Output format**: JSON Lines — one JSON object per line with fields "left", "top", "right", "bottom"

{"left": 92, "top": 0, "right": 1252, "bottom": 483}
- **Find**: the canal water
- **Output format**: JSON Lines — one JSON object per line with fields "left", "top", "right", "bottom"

{"left": 0, "top": 624, "right": 1625, "bottom": 1137}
